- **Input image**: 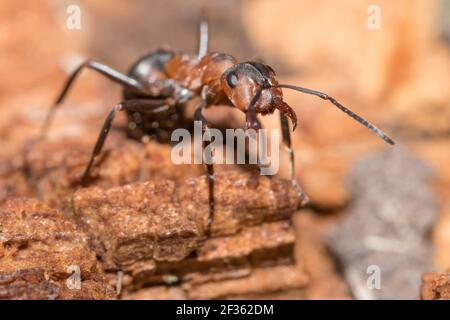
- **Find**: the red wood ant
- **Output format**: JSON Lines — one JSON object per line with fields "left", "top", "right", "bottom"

{"left": 41, "top": 16, "right": 394, "bottom": 235}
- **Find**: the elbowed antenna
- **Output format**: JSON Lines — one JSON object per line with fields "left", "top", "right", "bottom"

{"left": 276, "top": 84, "right": 395, "bottom": 145}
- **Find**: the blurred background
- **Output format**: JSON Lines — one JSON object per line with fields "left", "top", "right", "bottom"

{"left": 0, "top": 0, "right": 449, "bottom": 299}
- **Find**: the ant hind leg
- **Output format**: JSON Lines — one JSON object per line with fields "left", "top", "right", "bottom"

{"left": 42, "top": 60, "right": 149, "bottom": 138}
{"left": 80, "top": 99, "right": 170, "bottom": 186}
{"left": 197, "top": 10, "right": 209, "bottom": 58}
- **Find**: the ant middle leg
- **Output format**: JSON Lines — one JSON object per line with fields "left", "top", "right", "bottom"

{"left": 42, "top": 60, "right": 150, "bottom": 137}
{"left": 280, "top": 112, "right": 309, "bottom": 205}
{"left": 194, "top": 102, "right": 215, "bottom": 236}
{"left": 80, "top": 99, "right": 170, "bottom": 186}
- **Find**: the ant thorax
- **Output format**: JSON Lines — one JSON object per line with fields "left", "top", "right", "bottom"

{"left": 164, "top": 52, "right": 237, "bottom": 96}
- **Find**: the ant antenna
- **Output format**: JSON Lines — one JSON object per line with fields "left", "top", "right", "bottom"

{"left": 276, "top": 84, "right": 395, "bottom": 145}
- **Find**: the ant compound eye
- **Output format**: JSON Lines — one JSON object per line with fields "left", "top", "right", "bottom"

{"left": 226, "top": 72, "right": 238, "bottom": 88}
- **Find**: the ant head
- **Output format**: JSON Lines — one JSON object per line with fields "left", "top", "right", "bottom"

{"left": 221, "top": 62, "right": 297, "bottom": 129}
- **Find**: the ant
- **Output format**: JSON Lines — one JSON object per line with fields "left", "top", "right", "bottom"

{"left": 40, "top": 15, "right": 394, "bottom": 235}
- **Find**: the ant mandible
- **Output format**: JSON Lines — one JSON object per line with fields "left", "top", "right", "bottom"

{"left": 41, "top": 15, "right": 394, "bottom": 235}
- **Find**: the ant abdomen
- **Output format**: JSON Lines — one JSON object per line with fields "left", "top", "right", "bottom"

{"left": 124, "top": 49, "right": 184, "bottom": 143}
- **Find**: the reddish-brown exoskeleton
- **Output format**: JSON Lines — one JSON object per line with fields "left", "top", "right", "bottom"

{"left": 41, "top": 16, "right": 394, "bottom": 234}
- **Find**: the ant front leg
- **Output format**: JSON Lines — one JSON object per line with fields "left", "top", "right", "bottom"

{"left": 80, "top": 99, "right": 170, "bottom": 186}
{"left": 245, "top": 108, "right": 264, "bottom": 168}
{"left": 245, "top": 105, "right": 262, "bottom": 131}
{"left": 245, "top": 94, "right": 267, "bottom": 174}
{"left": 42, "top": 60, "right": 150, "bottom": 138}
{"left": 194, "top": 101, "right": 215, "bottom": 236}
{"left": 280, "top": 112, "right": 309, "bottom": 205}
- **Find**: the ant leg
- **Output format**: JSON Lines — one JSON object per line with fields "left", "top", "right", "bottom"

{"left": 244, "top": 108, "right": 264, "bottom": 169}
{"left": 42, "top": 60, "right": 150, "bottom": 138}
{"left": 197, "top": 11, "right": 209, "bottom": 58}
{"left": 251, "top": 116, "right": 265, "bottom": 170}
{"left": 280, "top": 112, "right": 309, "bottom": 205}
{"left": 80, "top": 99, "right": 170, "bottom": 186}
{"left": 245, "top": 106, "right": 261, "bottom": 131}
{"left": 194, "top": 102, "right": 215, "bottom": 236}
